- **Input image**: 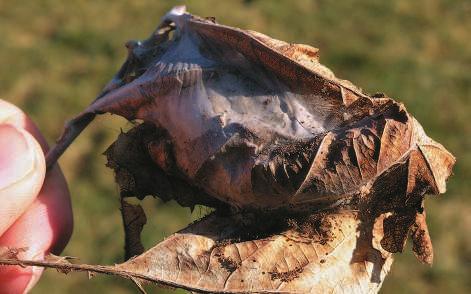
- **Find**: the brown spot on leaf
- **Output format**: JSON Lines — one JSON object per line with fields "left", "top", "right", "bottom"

{"left": 218, "top": 256, "right": 240, "bottom": 272}
{"left": 410, "top": 212, "right": 434, "bottom": 265}
{"left": 269, "top": 266, "right": 304, "bottom": 282}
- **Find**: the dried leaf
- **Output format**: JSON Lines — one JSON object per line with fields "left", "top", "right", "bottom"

{"left": 117, "top": 210, "right": 393, "bottom": 293}
{"left": 47, "top": 6, "right": 454, "bottom": 211}
{"left": 0, "top": 210, "right": 392, "bottom": 293}
{"left": 410, "top": 212, "right": 434, "bottom": 265}
{"left": 120, "top": 199, "right": 147, "bottom": 260}
{"left": 32, "top": 5, "right": 455, "bottom": 293}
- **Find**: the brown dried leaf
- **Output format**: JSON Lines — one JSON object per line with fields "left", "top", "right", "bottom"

{"left": 0, "top": 210, "right": 392, "bottom": 293}
{"left": 410, "top": 212, "right": 434, "bottom": 265}
{"left": 116, "top": 210, "right": 392, "bottom": 293}
{"left": 37, "top": 5, "right": 455, "bottom": 293}
{"left": 120, "top": 199, "right": 147, "bottom": 260}
{"left": 47, "top": 6, "right": 454, "bottom": 212}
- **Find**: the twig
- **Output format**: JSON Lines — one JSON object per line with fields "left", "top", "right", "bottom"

{"left": 0, "top": 258, "right": 294, "bottom": 294}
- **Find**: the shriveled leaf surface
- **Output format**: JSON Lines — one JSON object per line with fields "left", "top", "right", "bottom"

{"left": 0, "top": 5, "right": 455, "bottom": 294}
{"left": 120, "top": 199, "right": 147, "bottom": 260}
{"left": 0, "top": 210, "right": 392, "bottom": 293}
{"left": 47, "top": 6, "right": 454, "bottom": 214}
{"left": 118, "top": 210, "right": 392, "bottom": 293}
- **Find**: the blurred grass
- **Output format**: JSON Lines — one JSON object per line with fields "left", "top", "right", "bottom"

{"left": 0, "top": 0, "right": 469, "bottom": 293}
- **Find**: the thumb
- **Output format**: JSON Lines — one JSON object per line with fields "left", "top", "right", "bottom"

{"left": 0, "top": 123, "right": 45, "bottom": 236}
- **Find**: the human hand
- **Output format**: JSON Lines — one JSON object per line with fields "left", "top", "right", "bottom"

{"left": 0, "top": 99, "right": 73, "bottom": 293}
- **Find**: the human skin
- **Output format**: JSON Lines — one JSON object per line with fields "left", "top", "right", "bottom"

{"left": 0, "top": 99, "right": 73, "bottom": 293}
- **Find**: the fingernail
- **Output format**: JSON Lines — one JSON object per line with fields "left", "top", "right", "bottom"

{"left": 0, "top": 124, "right": 36, "bottom": 189}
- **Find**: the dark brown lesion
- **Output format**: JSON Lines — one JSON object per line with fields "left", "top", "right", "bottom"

{"left": 368, "top": 207, "right": 433, "bottom": 265}
{"left": 104, "top": 123, "right": 225, "bottom": 209}
{"left": 217, "top": 255, "right": 240, "bottom": 272}
{"left": 410, "top": 212, "right": 433, "bottom": 265}
{"left": 380, "top": 209, "right": 417, "bottom": 253}
{"left": 120, "top": 199, "right": 147, "bottom": 261}
{"left": 269, "top": 265, "right": 304, "bottom": 283}
{"left": 251, "top": 136, "right": 323, "bottom": 200}
{"left": 353, "top": 138, "right": 439, "bottom": 268}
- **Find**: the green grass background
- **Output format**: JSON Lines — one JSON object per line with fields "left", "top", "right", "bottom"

{"left": 0, "top": 0, "right": 469, "bottom": 293}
